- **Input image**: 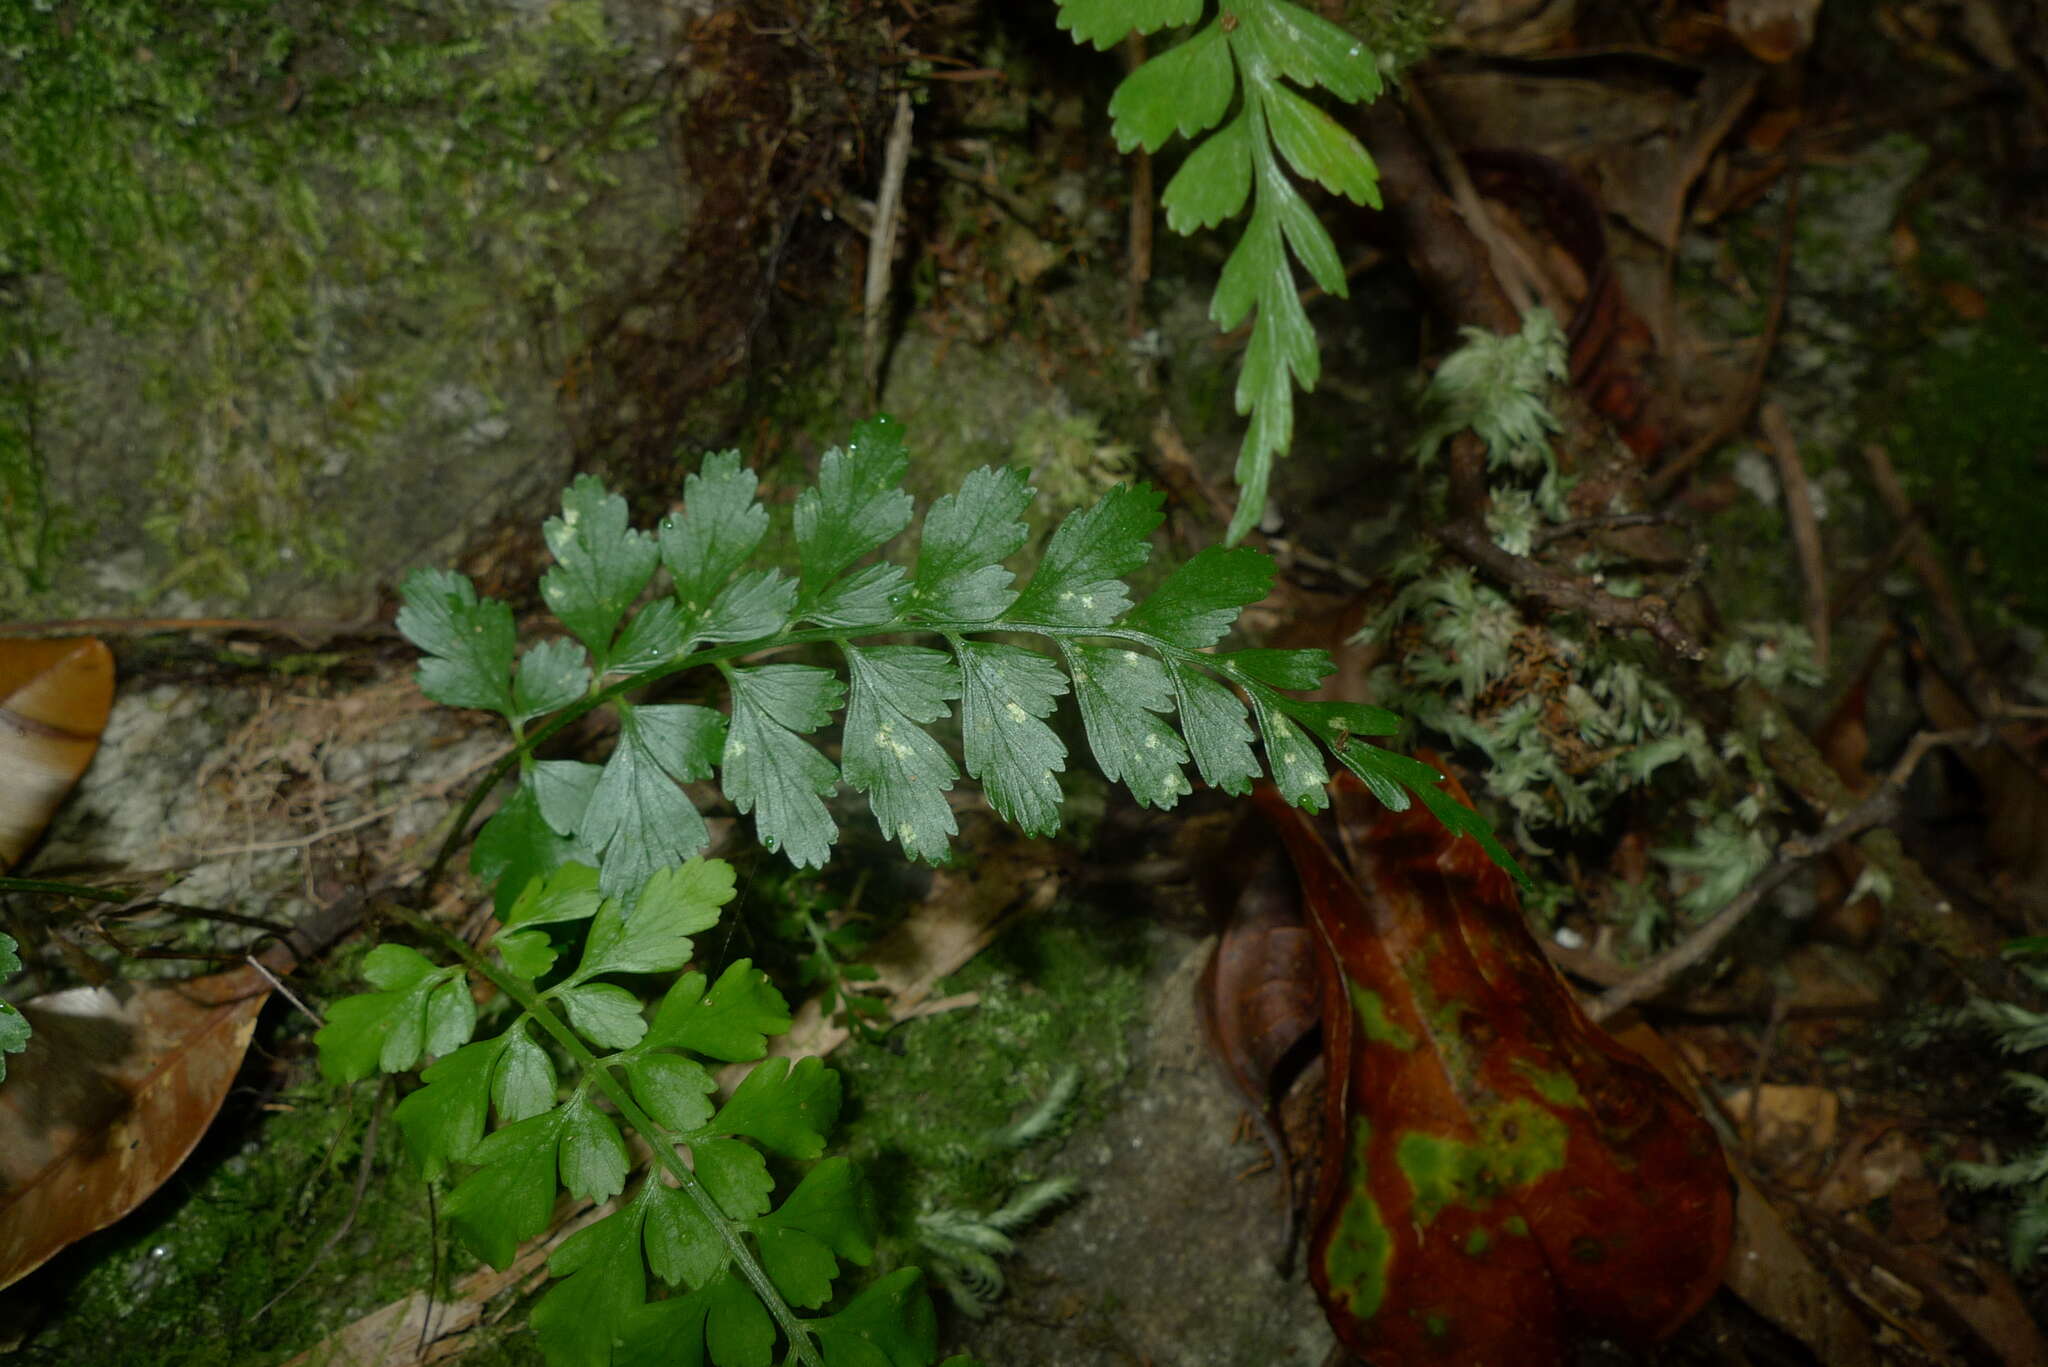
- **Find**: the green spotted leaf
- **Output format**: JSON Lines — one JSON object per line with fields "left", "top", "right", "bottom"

{"left": 398, "top": 568, "right": 516, "bottom": 715}
{"left": 541, "top": 475, "right": 660, "bottom": 666}
{"left": 722, "top": 665, "right": 844, "bottom": 869}
{"left": 1006, "top": 483, "right": 1163, "bottom": 628}
{"left": 955, "top": 641, "right": 1068, "bottom": 837}
{"left": 1065, "top": 644, "right": 1191, "bottom": 810}
{"left": 1111, "top": 19, "right": 1234, "bottom": 153}
{"left": 841, "top": 645, "right": 960, "bottom": 863}
{"left": 907, "top": 465, "right": 1033, "bottom": 622}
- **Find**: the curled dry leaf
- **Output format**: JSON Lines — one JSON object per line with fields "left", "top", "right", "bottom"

{"left": 0, "top": 959, "right": 276, "bottom": 1288}
{"left": 1197, "top": 839, "right": 1319, "bottom": 1251}
{"left": 0, "top": 636, "right": 114, "bottom": 869}
{"left": 1243, "top": 764, "right": 1733, "bottom": 1364}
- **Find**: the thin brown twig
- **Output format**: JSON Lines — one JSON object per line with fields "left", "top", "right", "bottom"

{"left": 1264, "top": 535, "right": 1376, "bottom": 593}
{"left": 0, "top": 616, "right": 392, "bottom": 643}
{"left": 1861, "top": 441, "right": 1985, "bottom": 701}
{"left": 1828, "top": 515, "right": 1924, "bottom": 625}
{"left": 1435, "top": 517, "right": 1708, "bottom": 662}
{"left": 1586, "top": 834, "right": 1822, "bottom": 1024}
{"left": 862, "top": 90, "right": 914, "bottom": 403}
{"left": 1531, "top": 510, "right": 1680, "bottom": 548}
{"left": 1356, "top": 102, "right": 1518, "bottom": 335}
{"left": 1122, "top": 31, "right": 1153, "bottom": 345}
{"left": 1759, "top": 402, "right": 1830, "bottom": 674}
{"left": 194, "top": 801, "right": 411, "bottom": 857}
{"left": 1402, "top": 82, "right": 1537, "bottom": 317}
{"left": 923, "top": 153, "right": 1044, "bottom": 231}
{"left": 1738, "top": 989, "right": 1791, "bottom": 1160}
{"left": 1647, "top": 151, "right": 1803, "bottom": 502}
{"left": 1588, "top": 718, "right": 2023, "bottom": 1021}
{"left": 245, "top": 953, "right": 324, "bottom": 1027}
{"left": 255, "top": 1094, "right": 384, "bottom": 1321}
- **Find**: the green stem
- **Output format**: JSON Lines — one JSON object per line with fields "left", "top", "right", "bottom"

{"left": 379, "top": 902, "right": 825, "bottom": 1367}
{"left": 0, "top": 877, "right": 132, "bottom": 903}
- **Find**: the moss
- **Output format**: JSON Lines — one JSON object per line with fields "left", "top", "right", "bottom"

{"left": 829, "top": 902, "right": 1149, "bottom": 1235}
{"left": 1884, "top": 302, "right": 2048, "bottom": 623}
{"left": 2, "top": 0, "right": 678, "bottom": 615}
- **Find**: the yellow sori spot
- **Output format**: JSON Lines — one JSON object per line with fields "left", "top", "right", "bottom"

{"left": 1004, "top": 701, "right": 1030, "bottom": 724}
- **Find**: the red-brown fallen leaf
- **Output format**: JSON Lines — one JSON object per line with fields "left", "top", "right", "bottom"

{"left": 0, "top": 636, "right": 114, "bottom": 869}
{"left": 0, "top": 959, "right": 275, "bottom": 1288}
{"left": 1253, "top": 766, "right": 1733, "bottom": 1364}
{"left": 1607, "top": 1019, "right": 1881, "bottom": 1366}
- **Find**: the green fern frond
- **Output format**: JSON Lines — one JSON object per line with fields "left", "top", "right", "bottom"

{"left": 404, "top": 416, "right": 1519, "bottom": 894}
{"left": 1058, "top": 0, "right": 1386, "bottom": 543}
{"left": 987, "top": 1066, "right": 1082, "bottom": 1151}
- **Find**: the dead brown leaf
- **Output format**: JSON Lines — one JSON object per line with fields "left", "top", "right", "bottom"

{"left": 1726, "top": 1171, "right": 1880, "bottom": 1367}
{"left": 0, "top": 636, "right": 114, "bottom": 869}
{"left": 283, "top": 1203, "right": 604, "bottom": 1367}
{"left": 1727, "top": 0, "right": 1823, "bottom": 63}
{"left": 0, "top": 960, "right": 275, "bottom": 1287}
{"left": 1727, "top": 1082, "right": 1841, "bottom": 1181}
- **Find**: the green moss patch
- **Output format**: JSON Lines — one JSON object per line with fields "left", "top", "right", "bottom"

{"left": 829, "top": 903, "right": 1148, "bottom": 1233}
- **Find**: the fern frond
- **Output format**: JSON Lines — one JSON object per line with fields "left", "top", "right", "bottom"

{"left": 1059, "top": 0, "right": 1386, "bottom": 542}
{"left": 402, "top": 417, "right": 1520, "bottom": 898}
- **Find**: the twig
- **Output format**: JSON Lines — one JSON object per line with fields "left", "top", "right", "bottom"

{"left": 194, "top": 801, "right": 411, "bottom": 857}
{"left": 1860, "top": 442, "right": 1985, "bottom": 701}
{"left": 1264, "top": 535, "right": 1376, "bottom": 593}
{"left": 1588, "top": 717, "right": 2025, "bottom": 1020}
{"left": 1435, "top": 517, "right": 1707, "bottom": 661}
{"left": 862, "top": 91, "right": 915, "bottom": 403}
{"left": 1122, "top": 32, "right": 1153, "bottom": 344}
{"left": 1587, "top": 842, "right": 1819, "bottom": 1022}
{"left": 0, "top": 616, "right": 391, "bottom": 643}
{"left": 254, "top": 1092, "right": 380, "bottom": 1321}
{"left": 1356, "top": 102, "right": 1519, "bottom": 335}
{"left": 1402, "top": 81, "right": 1537, "bottom": 317}
{"left": 1956, "top": 0, "right": 2048, "bottom": 130}
{"left": 1647, "top": 151, "right": 1802, "bottom": 502}
{"left": 924, "top": 153, "right": 1043, "bottom": 231}
{"left": 1739, "top": 989, "right": 1791, "bottom": 1159}
{"left": 1827, "top": 515, "right": 1924, "bottom": 625}
{"left": 0, "top": 876, "right": 133, "bottom": 903}
{"left": 245, "top": 953, "right": 324, "bottom": 1027}
{"left": 1759, "top": 402, "right": 1830, "bottom": 674}
{"left": 1531, "top": 510, "right": 1679, "bottom": 548}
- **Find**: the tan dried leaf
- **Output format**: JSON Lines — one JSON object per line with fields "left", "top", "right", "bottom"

{"left": 0, "top": 637, "right": 114, "bottom": 869}
{"left": 0, "top": 962, "right": 273, "bottom": 1288}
